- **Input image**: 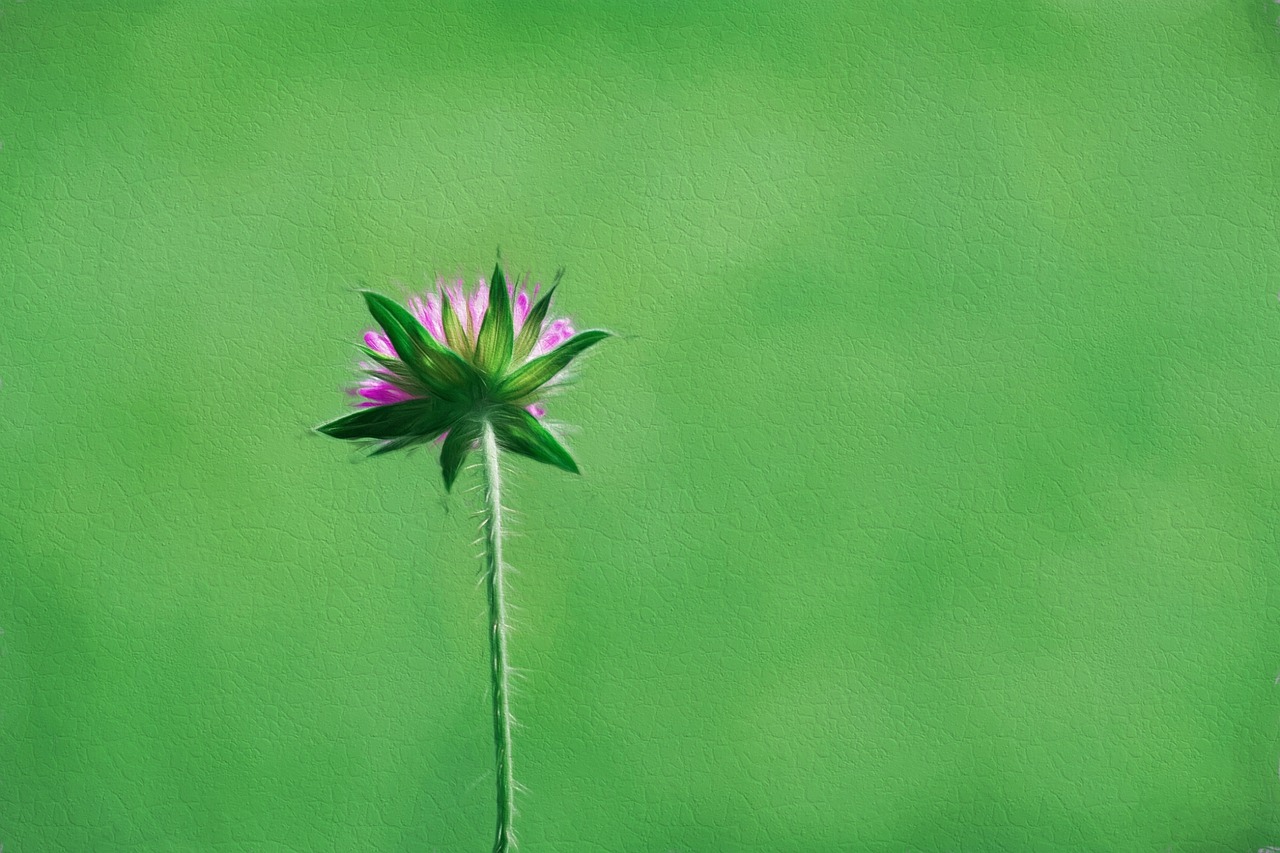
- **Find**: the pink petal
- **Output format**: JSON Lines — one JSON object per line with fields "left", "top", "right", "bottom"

{"left": 532, "top": 318, "right": 575, "bottom": 357}
{"left": 356, "top": 383, "right": 414, "bottom": 405}
{"left": 419, "top": 293, "right": 447, "bottom": 344}
{"left": 408, "top": 295, "right": 428, "bottom": 325}
{"left": 403, "top": 295, "right": 444, "bottom": 345}
{"left": 445, "top": 282, "right": 470, "bottom": 338}
{"left": 469, "top": 281, "right": 489, "bottom": 332}
{"left": 364, "top": 331, "right": 395, "bottom": 356}
{"left": 513, "top": 290, "right": 531, "bottom": 332}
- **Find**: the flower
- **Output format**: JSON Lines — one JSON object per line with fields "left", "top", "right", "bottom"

{"left": 317, "top": 264, "right": 610, "bottom": 490}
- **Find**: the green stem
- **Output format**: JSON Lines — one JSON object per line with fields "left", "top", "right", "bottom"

{"left": 480, "top": 421, "right": 515, "bottom": 852}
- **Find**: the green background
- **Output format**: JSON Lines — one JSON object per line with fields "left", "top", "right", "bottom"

{"left": 3, "top": 2, "right": 1279, "bottom": 850}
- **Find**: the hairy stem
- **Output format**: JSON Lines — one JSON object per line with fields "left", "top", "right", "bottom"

{"left": 480, "top": 421, "right": 515, "bottom": 852}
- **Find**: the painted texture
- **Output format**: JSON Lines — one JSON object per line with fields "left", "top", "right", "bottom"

{"left": 2, "top": 1, "right": 1280, "bottom": 849}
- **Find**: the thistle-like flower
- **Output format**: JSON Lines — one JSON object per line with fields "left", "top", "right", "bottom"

{"left": 318, "top": 261, "right": 609, "bottom": 852}
{"left": 317, "top": 264, "right": 609, "bottom": 489}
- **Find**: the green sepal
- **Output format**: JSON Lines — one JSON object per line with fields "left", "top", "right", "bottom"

{"left": 362, "top": 291, "right": 475, "bottom": 399}
{"left": 440, "top": 418, "right": 481, "bottom": 491}
{"left": 474, "top": 264, "right": 514, "bottom": 378}
{"left": 511, "top": 285, "right": 557, "bottom": 364}
{"left": 316, "top": 397, "right": 460, "bottom": 441}
{"left": 357, "top": 343, "right": 422, "bottom": 377}
{"left": 368, "top": 434, "right": 433, "bottom": 457}
{"left": 356, "top": 346, "right": 430, "bottom": 395}
{"left": 490, "top": 405, "right": 579, "bottom": 475}
{"left": 356, "top": 343, "right": 394, "bottom": 364}
{"left": 439, "top": 288, "right": 471, "bottom": 357}
{"left": 498, "top": 330, "right": 610, "bottom": 400}
{"left": 361, "top": 292, "right": 444, "bottom": 393}
{"left": 355, "top": 343, "right": 411, "bottom": 374}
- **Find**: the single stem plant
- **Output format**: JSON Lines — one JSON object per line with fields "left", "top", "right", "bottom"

{"left": 317, "top": 260, "right": 610, "bottom": 851}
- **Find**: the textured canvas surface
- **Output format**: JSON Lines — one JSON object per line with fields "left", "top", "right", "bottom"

{"left": 2, "top": 2, "right": 1279, "bottom": 850}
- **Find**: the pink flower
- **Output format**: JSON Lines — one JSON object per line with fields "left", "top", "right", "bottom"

{"left": 349, "top": 274, "right": 576, "bottom": 419}
{"left": 320, "top": 264, "right": 609, "bottom": 486}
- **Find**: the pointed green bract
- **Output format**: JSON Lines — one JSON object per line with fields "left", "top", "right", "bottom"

{"left": 368, "top": 434, "right": 431, "bottom": 457}
{"left": 316, "top": 397, "right": 459, "bottom": 441}
{"left": 439, "top": 289, "right": 471, "bottom": 356}
{"left": 475, "top": 264, "right": 514, "bottom": 378}
{"left": 498, "top": 330, "right": 611, "bottom": 400}
{"left": 355, "top": 344, "right": 412, "bottom": 375}
{"left": 511, "top": 285, "right": 556, "bottom": 364}
{"left": 440, "top": 419, "right": 481, "bottom": 491}
{"left": 358, "top": 357, "right": 417, "bottom": 387}
{"left": 358, "top": 370, "right": 427, "bottom": 399}
{"left": 363, "top": 291, "right": 475, "bottom": 398}
{"left": 362, "top": 291, "right": 438, "bottom": 389}
{"left": 357, "top": 346, "right": 430, "bottom": 393}
{"left": 491, "top": 406, "right": 579, "bottom": 475}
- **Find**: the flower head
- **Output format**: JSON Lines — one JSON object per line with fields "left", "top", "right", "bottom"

{"left": 318, "top": 264, "right": 609, "bottom": 490}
